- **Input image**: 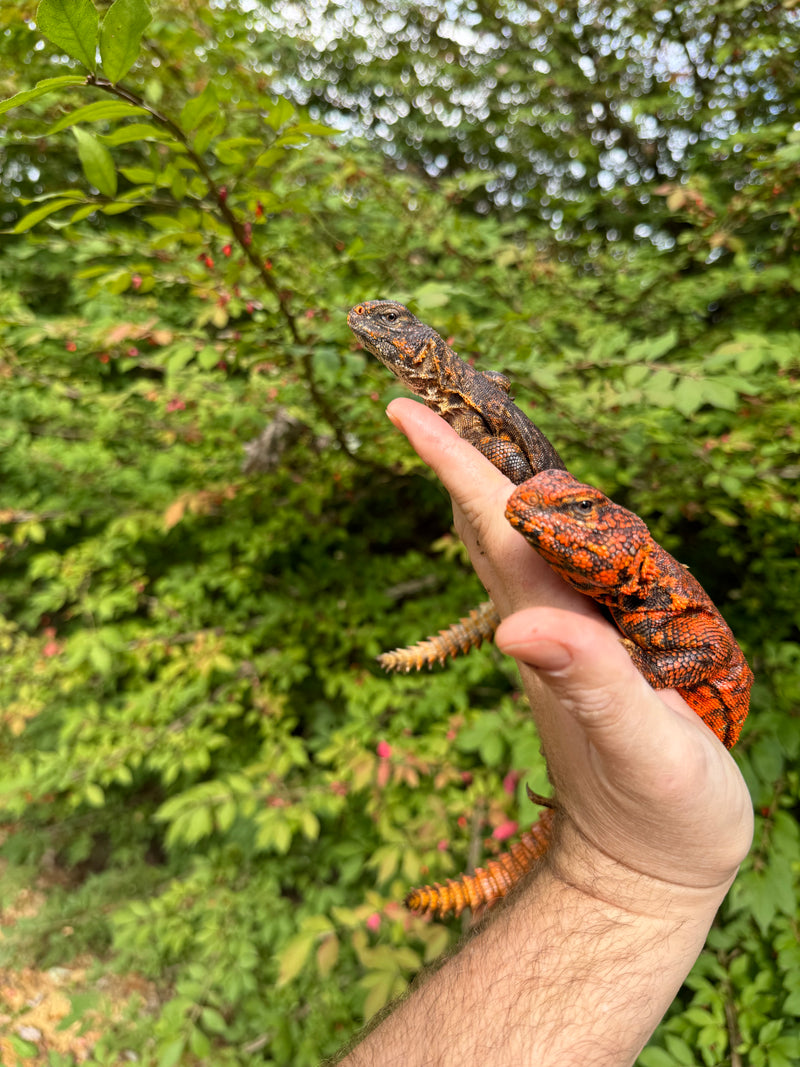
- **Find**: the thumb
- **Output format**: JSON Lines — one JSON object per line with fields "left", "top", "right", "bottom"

{"left": 494, "top": 606, "right": 701, "bottom": 780}
{"left": 494, "top": 606, "right": 753, "bottom": 888}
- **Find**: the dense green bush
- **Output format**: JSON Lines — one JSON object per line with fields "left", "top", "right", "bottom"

{"left": 0, "top": 2, "right": 797, "bottom": 1064}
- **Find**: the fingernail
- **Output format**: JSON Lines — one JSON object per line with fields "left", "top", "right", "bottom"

{"left": 499, "top": 638, "right": 573, "bottom": 671}
{"left": 385, "top": 405, "right": 402, "bottom": 429}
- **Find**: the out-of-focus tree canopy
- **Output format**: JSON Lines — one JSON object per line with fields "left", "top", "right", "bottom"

{"left": 255, "top": 1, "right": 800, "bottom": 233}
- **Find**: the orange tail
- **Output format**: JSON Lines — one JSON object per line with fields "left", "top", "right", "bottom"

{"left": 378, "top": 601, "right": 500, "bottom": 672}
{"left": 405, "top": 807, "right": 555, "bottom": 919}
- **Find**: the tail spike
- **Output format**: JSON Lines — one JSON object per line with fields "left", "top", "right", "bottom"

{"left": 405, "top": 806, "right": 556, "bottom": 919}
{"left": 378, "top": 601, "right": 500, "bottom": 673}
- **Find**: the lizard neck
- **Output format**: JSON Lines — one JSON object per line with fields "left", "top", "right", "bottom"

{"left": 392, "top": 335, "right": 478, "bottom": 409}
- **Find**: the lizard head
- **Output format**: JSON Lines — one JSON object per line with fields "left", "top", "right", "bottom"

{"left": 505, "top": 469, "right": 653, "bottom": 597}
{"left": 347, "top": 301, "right": 443, "bottom": 376}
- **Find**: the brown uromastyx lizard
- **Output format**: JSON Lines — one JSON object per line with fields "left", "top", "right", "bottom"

{"left": 348, "top": 299, "right": 565, "bottom": 672}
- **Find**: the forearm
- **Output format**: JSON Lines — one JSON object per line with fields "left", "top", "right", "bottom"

{"left": 337, "top": 402, "right": 751, "bottom": 1066}
{"left": 339, "top": 842, "right": 729, "bottom": 1067}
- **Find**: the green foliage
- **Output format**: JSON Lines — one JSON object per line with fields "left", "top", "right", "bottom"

{"left": 0, "top": 1, "right": 797, "bottom": 1064}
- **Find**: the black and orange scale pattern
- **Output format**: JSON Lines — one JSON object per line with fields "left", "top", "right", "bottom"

{"left": 377, "top": 600, "right": 501, "bottom": 673}
{"left": 406, "top": 807, "right": 556, "bottom": 919}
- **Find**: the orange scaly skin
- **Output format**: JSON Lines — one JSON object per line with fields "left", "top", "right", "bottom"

{"left": 506, "top": 470, "right": 753, "bottom": 749}
{"left": 348, "top": 301, "right": 753, "bottom": 919}
{"left": 405, "top": 807, "right": 555, "bottom": 919}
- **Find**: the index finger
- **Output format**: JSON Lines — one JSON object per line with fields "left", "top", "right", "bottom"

{"left": 386, "top": 398, "right": 588, "bottom": 619}
{"left": 386, "top": 397, "right": 511, "bottom": 504}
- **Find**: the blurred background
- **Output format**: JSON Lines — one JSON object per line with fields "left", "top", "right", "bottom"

{"left": 1, "top": 1, "right": 798, "bottom": 1063}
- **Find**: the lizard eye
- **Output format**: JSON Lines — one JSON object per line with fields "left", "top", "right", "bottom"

{"left": 576, "top": 499, "right": 593, "bottom": 512}
{"left": 381, "top": 311, "right": 398, "bottom": 323}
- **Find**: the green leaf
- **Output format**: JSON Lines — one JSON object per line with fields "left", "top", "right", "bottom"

{"left": 277, "top": 933, "right": 313, "bottom": 986}
{"left": 48, "top": 100, "right": 147, "bottom": 134}
{"left": 290, "top": 120, "right": 341, "bottom": 137}
{"left": 100, "top": 0, "right": 152, "bottom": 83}
{"left": 180, "top": 83, "right": 219, "bottom": 132}
{"left": 89, "top": 643, "right": 113, "bottom": 675}
{"left": 188, "top": 1029, "right": 211, "bottom": 1058}
{"left": 9, "top": 1035, "right": 38, "bottom": 1058}
{"left": 164, "top": 342, "right": 196, "bottom": 372}
{"left": 156, "top": 1037, "right": 185, "bottom": 1067}
{"left": 73, "top": 127, "right": 118, "bottom": 197}
{"left": 11, "top": 198, "right": 90, "bottom": 235}
{"left": 0, "top": 75, "right": 86, "bottom": 116}
{"left": 98, "top": 122, "right": 178, "bottom": 146}
{"left": 37, "top": 0, "right": 99, "bottom": 72}
{"left": 70, "top": 204, "right": 99, "bottom": 223}
{"left": 702, "top": 379, "right": 739, "bottom": 411}
{"left": 627, "top": 328, "right": 678, "bottom": 363}
{"left": 197, "top": 346, "right": 220, "bottom": 370}
{"left": 300, "top": 809, "right": 320, "bottom": 841}
{"left": 413, "top": 282, "right": 451, "bottom": 310}
{"left": 479, "top": 731, "right": 504, "bottom": 767}
{"left": 265, "top": 97, "right": 294, "bottom": 130}
{"left": 85, "top": 783, "right": 105, "bottom": 807}
{"left": 663, "top": 1033, "right": 698, "bottom": 1066}
{"left": 200, "top": 1006, "right": 228, "bottom": 1035}
{"left": 637, "top": 1049, "right": 679, "bottom": 1067}
{"left": 9, "top": 197, "right": 83, "bottom": 233}
{"left": 120, "top": 165, "right": 157, "bottom": 184}
{"left": 672, "top": 377, "right": 704, "bottom": 417}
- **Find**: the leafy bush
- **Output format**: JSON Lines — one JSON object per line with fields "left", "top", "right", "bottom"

{"left": 0, "top": 2, "right": 797, "bottom": 1064}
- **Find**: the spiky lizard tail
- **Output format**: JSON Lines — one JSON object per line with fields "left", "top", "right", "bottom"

{"left": 406, "top": 805, "right": 556, "bottom": 919}
{"left": 377, "top": 600, "right": 501, "bottom": 672}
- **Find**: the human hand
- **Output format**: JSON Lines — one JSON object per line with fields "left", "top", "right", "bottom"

{"left": 386, "top": 397, "right": 753, "bottom": 908}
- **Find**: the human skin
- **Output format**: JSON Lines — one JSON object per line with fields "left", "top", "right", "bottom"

{"left": 336, "top": 398, "right": 753, "bottom": 1067}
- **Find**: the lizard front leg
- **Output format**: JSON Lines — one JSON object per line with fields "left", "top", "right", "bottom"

{"left": 445, "top": 410, "right": 535, "bottom": 484}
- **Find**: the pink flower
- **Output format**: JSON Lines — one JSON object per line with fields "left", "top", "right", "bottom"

{"left": 166, "top": 398, "right": 186, "bottom": 413}
{"left": 437, "top": 839, "right": 449, "bottom": 851}
{"left": 376, "top": 741, "right": 392, "bottom": 759}
{"left": 493, "top": 820, "right": 518, "bottom": 842}
{"left": 503, "top": 770, "right": 521, "bottom": 796}
{"left": 366, "top": 913, "right": 381, "bottom": 931}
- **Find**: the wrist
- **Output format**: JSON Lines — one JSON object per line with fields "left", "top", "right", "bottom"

{"left": 543, "top": 811, "right": 737, "bottom": 926}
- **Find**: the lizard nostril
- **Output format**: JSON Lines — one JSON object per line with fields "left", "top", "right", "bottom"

{"left": 354, "top": 305, "right": 365, "bottom": 314}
